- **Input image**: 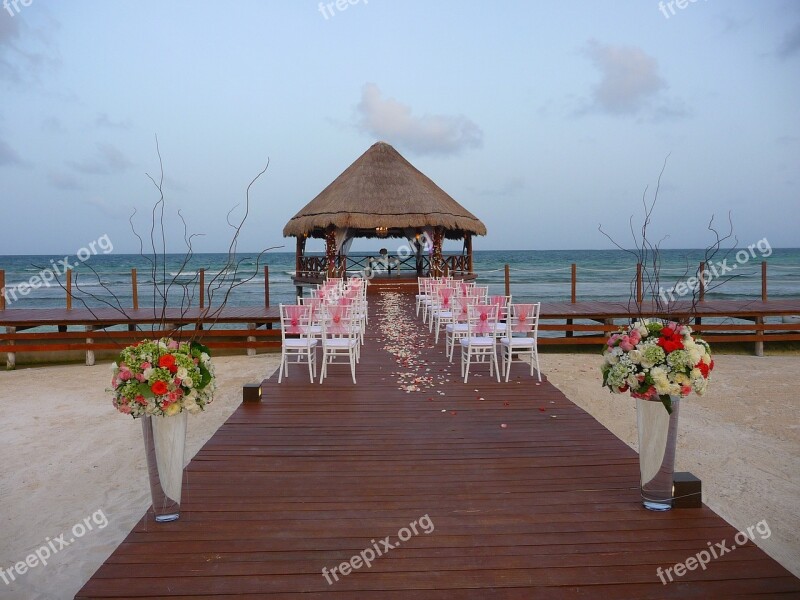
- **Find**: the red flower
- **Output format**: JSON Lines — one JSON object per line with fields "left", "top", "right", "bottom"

{"left": 696, "top": 360, "right": 711, "bottom": 378}
{"left": 159, "top": 354, "right": 176, "bottom": 369}
{"left": 151, "top": 380, "right": 168, "bottom": 396}
{"left": 657, "top": 327, "right": 684, "bottom": 353}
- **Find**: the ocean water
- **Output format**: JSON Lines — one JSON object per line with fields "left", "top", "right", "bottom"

{"left": 2, "top": 248, "right": 798, "bottom": 310}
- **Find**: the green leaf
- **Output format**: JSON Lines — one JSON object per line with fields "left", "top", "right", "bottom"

{"left": 137, "top": 383, "right": 155, "bottom": 398}
{"left": 190, "top": 340, "right": 211, "bottom": 358}
{"left": 659, "top": 394, "right": 673, "bottom": 414}
{"left": 197, "top": 363, "right": 212, "bottom": 389}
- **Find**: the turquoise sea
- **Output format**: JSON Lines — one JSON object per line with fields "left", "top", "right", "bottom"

{"left": 2, "top": 248, "right": 798, "bottom": 310}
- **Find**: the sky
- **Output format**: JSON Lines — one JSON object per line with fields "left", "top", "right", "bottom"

{"left": 0, "top": 0, "right": 798, "bottom": 255}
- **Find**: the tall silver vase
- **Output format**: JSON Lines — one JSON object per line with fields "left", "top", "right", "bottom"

{"left": 636, "top": 397, "right": 680, "bottom": 511}
{"left": 141, "top": 412, "right": 187, "bottom": 522}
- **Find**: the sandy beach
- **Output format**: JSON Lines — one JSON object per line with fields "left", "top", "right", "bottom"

{"left": 0, "top": 351, "right": 798, "bottom": 599}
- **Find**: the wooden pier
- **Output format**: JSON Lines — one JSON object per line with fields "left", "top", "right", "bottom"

{"left": 75, "top": 293, "right": 799, "bottom": 598}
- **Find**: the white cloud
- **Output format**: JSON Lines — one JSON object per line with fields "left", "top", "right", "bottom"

{"left": 47, "top": 170, "right": 83, "bottom": 190}
{"left": 777, "top": 22, "right": 800, "bottom": 59}
{"left": 0, "top": 137, "right": 23, "bottom": 167}
{"left": 95, "top": 112, "right": 132, "bottom": 129}
{"left": 0, "top": 8, "right": 58, "bottom": 84}
{"left": 582, "top": 41, "right": 668, "bottom": 116}
{"left": 68, "top": 143, "right": 133, "bottom": 175}
{"left": 354, "top": 83, "right": 483, "bottom": 156}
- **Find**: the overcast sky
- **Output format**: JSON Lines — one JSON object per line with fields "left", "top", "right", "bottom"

{"left": 1, "top": 0, "right": 798, "bottom": 254}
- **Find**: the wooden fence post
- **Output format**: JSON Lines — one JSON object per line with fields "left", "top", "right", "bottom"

{"left": 0, "top": 269, "right": 5, "bottom": 310}
{"left": 755, "top": 261, "right": 767, "bottom": 357}
{"left": 699, "top": 262, "right": 705, "bottom": 302}
{"left": 5, "top": 326, "right": 15, "bottom": 370}
{"left": 199, "top": 269, "right": 205, "bottom": 310}
{"left": 636, "top": 263, "right": 643, "bottom": 304}
{"left": 85, "top": 325, "right": 95, "bottom": 366}
{"left": 571, "top": 264, "right": 577, "bottom": 303}
{"left": 264, "top": 265, "right": 269, "bottom": 308}
{"left": 131, "top": 268, "right": 139, "bottom": 310}
{"left": 66, "top": 269, "right": 72, "bottom": 310}
{"left": 247, "top": 323, "right": 257, "bottom": 356}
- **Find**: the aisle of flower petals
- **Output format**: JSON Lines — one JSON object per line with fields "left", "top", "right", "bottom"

{"left": 373, "top": 292, "right": 454, "bottom": 394}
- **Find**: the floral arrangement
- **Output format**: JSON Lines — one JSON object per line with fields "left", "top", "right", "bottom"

{"left": 601, "top": 320, "right": 713, "bottom": 413}
{"left": 111, "top": 338, "right": 215, "bottom": 418}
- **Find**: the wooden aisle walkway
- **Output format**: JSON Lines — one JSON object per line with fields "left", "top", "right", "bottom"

{"left": 76, "top": 293, "right": 800, "bottom": 598}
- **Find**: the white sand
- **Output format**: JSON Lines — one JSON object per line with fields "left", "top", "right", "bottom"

{"left": 0, "top": 352, "right": 797, "bottom": 599}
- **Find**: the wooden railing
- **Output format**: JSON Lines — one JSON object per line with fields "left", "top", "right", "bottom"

{"left": 295, "top": 253, "right": 472, "bottom": 280}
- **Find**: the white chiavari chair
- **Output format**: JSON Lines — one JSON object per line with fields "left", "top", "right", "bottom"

{"left": 500, "top": 303, "right": 542, "bottom": 382}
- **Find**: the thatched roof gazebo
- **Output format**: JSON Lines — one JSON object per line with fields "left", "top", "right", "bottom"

{"left": 284, "top": 141, "right": 486, "bottom": 291}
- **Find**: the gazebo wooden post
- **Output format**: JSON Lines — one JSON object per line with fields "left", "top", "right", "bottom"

{"left": 325, "top": 227, "right": 336, "bottom": 279}
{"left": 432, "top": 227, "right": 444, "bottom": 277}
{"left": 295, "top": 237, "right": 305, "bottom": 298}
{"left": 415, "top": 233, "right": 424, "bottom": 276}
{"left": 465, "top": 234, "right": 473, "bottom": 275}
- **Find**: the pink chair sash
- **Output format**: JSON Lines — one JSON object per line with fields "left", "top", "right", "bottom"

{"left": 474, "top": 305, "right": 494, "bottom": 335}
{"left": 438, "top": 287, "right": 452, "bottom": 308}
{"left": 512, "top": 304, "right": 535, "bottom": 333}
{"left": 456, "top": 297, "right": 471, "bottom": 321}
{"left": 284, "top": 305, "right": 306, "bottom": 335}
{"left": 327, "top": 305, "right": 349, "bottom": 335}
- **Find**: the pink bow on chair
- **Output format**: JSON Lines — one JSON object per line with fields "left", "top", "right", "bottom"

{"left": 285, "top": 305, "right": 306, "bottom": 335}
{"left": 327, "top": 305, "right": 348, "bottom": 334}
{"left": 512, "top": 304, "right": 535, "bottom": 333}
{"left": 491, "top": 295, "right": 506, "bottom": 307}
{"left": 439, "top": 287, "right": 452, "bottom": 308}
{"left": 475, "top": 305, "right": 494, "bottom": 335}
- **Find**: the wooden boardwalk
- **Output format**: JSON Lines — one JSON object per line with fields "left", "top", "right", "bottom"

{"left": 75, "top": 292, "right": 799, "bottom": 598}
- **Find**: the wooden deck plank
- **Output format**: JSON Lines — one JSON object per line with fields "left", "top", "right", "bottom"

{"left": 73, "top": 292, "right": 800, "bottom": 597}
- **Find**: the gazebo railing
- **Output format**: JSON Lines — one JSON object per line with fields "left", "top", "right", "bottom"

{"left": 296, "top": 253, "right": 471, "bottom": 279}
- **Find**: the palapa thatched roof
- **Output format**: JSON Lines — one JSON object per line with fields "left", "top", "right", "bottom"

{"left": 283, "top": 141, "right": 486, "bottom": 239}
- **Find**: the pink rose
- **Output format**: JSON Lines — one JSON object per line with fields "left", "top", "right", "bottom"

{"left": 119, "top": 369, "right": 132, "bottom": 381}
{"left": 141, "top": 362, "right": 151, "bottom": 370}
{"left": 168, "top": 340, "right": 179, "bottom": 350}
{"left": 135, "top": 373, "right": 145, "bottom": 382}
{"left": 619, "top": 336, "right": 634, "bottom": 352}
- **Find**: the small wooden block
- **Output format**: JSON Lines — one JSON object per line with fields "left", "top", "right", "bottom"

{"left": 242, "top": 383, "right": 262, "bottom": 403}
{"left": 673, "top": 471, "right": 702, "bottom": 508}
